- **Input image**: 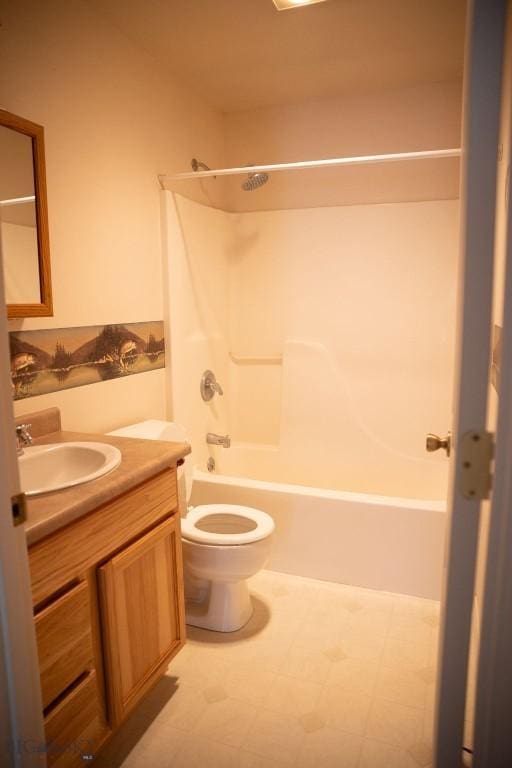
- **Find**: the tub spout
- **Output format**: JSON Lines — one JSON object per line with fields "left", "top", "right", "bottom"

{"left": 206, "top": 432, "right": 231, "bottom": 448}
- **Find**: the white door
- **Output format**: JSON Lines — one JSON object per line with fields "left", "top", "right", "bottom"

{"left": 0, "top": 236, "right": 46, "bottom": 760}
{"left": 434, "top": 0, "right": 508, "bottom": 766}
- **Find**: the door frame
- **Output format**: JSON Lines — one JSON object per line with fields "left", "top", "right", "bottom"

{"left": 434, "top": 0, "right": 507, "bottom": 765}
{"left": 0, "top": 245, "right": 46, "bottom": 764}
{"left": 472, "top": 3, "right": 512, "bottom": 758}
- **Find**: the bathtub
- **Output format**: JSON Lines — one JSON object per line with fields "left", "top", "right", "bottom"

{"left": 191, "top": 468, "right": 446, "bottom": 600}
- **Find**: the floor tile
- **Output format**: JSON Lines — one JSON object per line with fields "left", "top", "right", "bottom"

{"left": 345, "top": 609, "right": 392, "bottom": 637}
{"left": 193, "top": 696, "right": 257, "bottom": 747}
{"left": 381, "top": 636, "right": 430, "bottom": 672}
{"left": 242, "top": 709, "right": 306, "bottom": 765}
{"left": 172, "top": 734, "right": 240, "bottom": 768}
{"left": 224, "top": 664, "right": 278, "bottom": 707}
{"left": 374, "top": 665, "right": 428, "bottom": 709}
{"left": 280, "top": 641, "right": 333, "bottom": 683}
{"left": 407, "top": 740, "right": 433, "bottom": 766}
{"left": 316, "top": 686, "right": 372, "bottom": 736}
{"left": 415, "top": 666, "right": 437, "bottom": 685}
{"left": 326, "top": 657, "right": 379, "bottom": 696}
{"left": 323, "top": 645, "right": 348, "bottom": 662}
{"left": 388, "top": 613, "right": 435, "bottom": 645}
{"left": 237, "top": 751, "right": 290, "bottom": 768}
{"left": 264, "top": 674, "right": 323, "bottom": 718}
{"left": 365, "top": 699, "right": 424, "bottom": 749}
{"left": 203, "top": 684, "right": 229, "bottom": 704}
{"left": 358, "top": 738, "right": 419, "bottom": 768}
{"left": 297, "top": 727, "right": 362, "bottom": 768}
{"left": 338, "top": 625, "right": 387, "bottom": 662}
{"left": 154, "top": 683, "right": 208, "bottom": 731}
{"left": 124, "top": 723, "right": 186, "bottom": 767}
{"left": 299, "top": 712, "right": 326, "bottom": 733}
{"left": 94, "top": 720, "right": 185, "bottom": 768}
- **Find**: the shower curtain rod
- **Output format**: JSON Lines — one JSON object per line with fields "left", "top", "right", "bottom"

{"left": 161, "top": 148, "right": 461, "bottom": 182}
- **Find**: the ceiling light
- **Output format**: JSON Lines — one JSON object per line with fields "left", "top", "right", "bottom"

{"left": 273, "top": 0, "right": 328, "bottom": 10}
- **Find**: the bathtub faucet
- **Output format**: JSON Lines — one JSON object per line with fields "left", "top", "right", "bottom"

{"left": 206, "top": 432, "right": 231, "bottom": 448}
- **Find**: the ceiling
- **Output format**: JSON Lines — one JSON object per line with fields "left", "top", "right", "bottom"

{"left": 88, "top": 0, "right": 466, "bottom": 113}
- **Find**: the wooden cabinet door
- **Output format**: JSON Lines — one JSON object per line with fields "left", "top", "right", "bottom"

{"left": 98, "top": 516, "right": 186, "bottom": 725}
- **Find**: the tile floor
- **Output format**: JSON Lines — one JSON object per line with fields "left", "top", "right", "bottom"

{"left": 95, "top": 570, "right": 440, "bottom": 768}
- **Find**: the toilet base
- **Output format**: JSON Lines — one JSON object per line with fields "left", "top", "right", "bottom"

{"left": 185, "top": 579, "right": 253, "bottom": 632}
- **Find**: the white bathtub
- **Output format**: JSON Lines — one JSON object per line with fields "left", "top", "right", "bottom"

{"left": 191, "top": 469, "right": 446, "bottom": 600}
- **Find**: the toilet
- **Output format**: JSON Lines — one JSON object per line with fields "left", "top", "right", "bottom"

{"left": 108, "top": 420, "right": 274, "bottom": 632}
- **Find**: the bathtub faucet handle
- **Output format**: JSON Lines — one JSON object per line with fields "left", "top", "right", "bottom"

{"left": 201, "top": 370, "right": 224, "bottom": 401}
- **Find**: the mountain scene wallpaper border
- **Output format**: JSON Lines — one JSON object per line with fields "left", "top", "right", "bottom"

{"left": 10, "top": 321, "right": 165, "bottom": 401}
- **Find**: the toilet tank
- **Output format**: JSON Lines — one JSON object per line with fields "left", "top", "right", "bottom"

{"left": 107, "top": 420, "right": 192, "bottom": 514}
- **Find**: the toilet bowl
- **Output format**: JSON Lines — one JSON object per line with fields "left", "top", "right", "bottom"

{"left": 107, "top": 420, "right": 275, "bottom": 632}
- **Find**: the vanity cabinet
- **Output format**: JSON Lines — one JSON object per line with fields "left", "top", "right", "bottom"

{"left": 28, "top": 466, "right": 185, "bottom": 767}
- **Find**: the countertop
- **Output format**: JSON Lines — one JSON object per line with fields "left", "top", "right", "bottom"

{"left": 24, "top": 430, "right": 190, "bottom": 546}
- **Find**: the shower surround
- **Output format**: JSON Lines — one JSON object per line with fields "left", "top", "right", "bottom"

{"left": 163, "top": 191, "right": 458, "bottom": 597}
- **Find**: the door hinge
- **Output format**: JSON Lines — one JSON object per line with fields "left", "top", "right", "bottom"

{"left": 459, "top": 430, "right": 494, "bottom": 500}
{"left": 11, "top": 492, "right": 27, "bottom": 526}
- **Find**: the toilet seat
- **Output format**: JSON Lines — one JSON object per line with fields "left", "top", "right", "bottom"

{"left": 181, "top": 504, "right": 274, "bottom": 546}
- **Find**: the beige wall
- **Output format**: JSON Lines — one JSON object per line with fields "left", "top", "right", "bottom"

{"left": 221, "top": 81, "right": 462, "bottom": 211}
{"left": 1, "top": 0, "right": 225, "bottom": 432}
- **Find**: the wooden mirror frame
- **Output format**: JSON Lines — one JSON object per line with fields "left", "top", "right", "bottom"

{"left": 1, "top": 109, "right": 53, "bottom": 318}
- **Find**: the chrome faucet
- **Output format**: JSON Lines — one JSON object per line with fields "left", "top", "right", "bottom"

{"left": 206, "top": 432, "right": 231, "bottom": 448}
{"left": 16, "top": 423, "right": 33, "bottom": 456}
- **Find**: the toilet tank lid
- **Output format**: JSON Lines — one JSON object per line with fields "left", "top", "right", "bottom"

{"left": 108, "top": 420, "right": 189, "bottom": 443}
{"left": 107, "top": 420, "right": 193, "bottom": 500}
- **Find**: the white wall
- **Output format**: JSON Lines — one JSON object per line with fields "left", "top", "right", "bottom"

{"left": 1, "top": 0, "right": 225, "bottom": 433}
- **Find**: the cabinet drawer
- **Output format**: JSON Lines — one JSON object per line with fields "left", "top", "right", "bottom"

{"left": 30, "top": 468, "right": 177, "bottom": 605}
{"left": 45, "top": 670, "right": 105, "bottom": 768}
{"left": 35, "top": 581, "right": 93, "bottom": 710}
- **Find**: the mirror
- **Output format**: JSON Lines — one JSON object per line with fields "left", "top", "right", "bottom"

{"left": 0, "top": 110, "right": 53, "bottom": 318}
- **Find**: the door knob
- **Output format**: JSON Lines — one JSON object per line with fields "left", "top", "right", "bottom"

{"left": 426, "top": 432, "right": 451, "bottom": 457}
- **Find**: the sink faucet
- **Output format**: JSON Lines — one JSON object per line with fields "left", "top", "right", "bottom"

{"left": 16, "top": 423, "right": 33, "bottom": 456}
{"left": 206, "top": 432, "right": 231, "bottom": 448}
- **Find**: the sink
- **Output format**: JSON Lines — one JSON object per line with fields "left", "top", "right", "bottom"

{"left": 19, "top": 442, "right": 122, "bottom": 496}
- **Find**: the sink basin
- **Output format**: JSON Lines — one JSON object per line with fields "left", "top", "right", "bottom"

{"left": 19, "top": 442, "right": 122, "bottom": 496}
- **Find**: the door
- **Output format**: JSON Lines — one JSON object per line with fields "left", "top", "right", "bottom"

{"left": 98, "top": 516, "right": 186, "bottom": 726}
{"left": 0, "top": 209, "right": 46, "bottom": 764}
{"left": 434, "top": 1, "right": 507, "bottom": 766}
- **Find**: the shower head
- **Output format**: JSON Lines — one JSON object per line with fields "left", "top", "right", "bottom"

{"left": 242, "top": 168, "right": 270, "bottom": 192}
